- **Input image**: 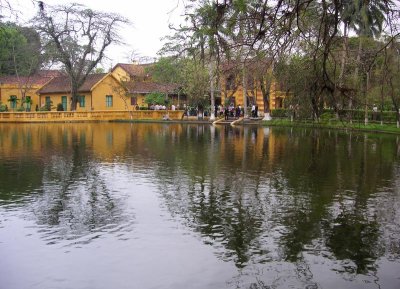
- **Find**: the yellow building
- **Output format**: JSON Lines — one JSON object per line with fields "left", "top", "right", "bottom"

{"left": 0, "top": 70, "right": 62, "bottom": 111}
{"left": 111, "top": 63, "right": 184, "bottom": 108}
{"left": 219, "top": 61, "right": 286, "bottom": 114}
{"left": 1, "top": 64, "right": 183, "bottom": 112}
{"left": 111, "top": 63, "right": 152, "bottom": 82}
{"left": 37, "top": 73, "right": 133, "bottom": 111}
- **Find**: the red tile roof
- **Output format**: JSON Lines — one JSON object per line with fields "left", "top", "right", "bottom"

{"left": 124, "top": 81, "right": 180, "bottom": 94}
{"left": 37, "top": 74, "right": 107, "bottom": 94}
{"left": 0, "top": 70, "right": 63, "bottom": 86}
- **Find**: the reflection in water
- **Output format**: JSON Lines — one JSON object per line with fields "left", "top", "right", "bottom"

{"left": 0, "top": 125, "right": 134, "bottom": 246}
{"left": 0, "top": 123, "right": 399, "bottom": 289}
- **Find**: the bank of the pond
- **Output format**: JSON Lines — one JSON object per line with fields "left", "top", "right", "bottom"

{"left": 263, "top": 118, "right": 400, "bottom": 134}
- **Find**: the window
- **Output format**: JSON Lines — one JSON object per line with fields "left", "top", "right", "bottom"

{"left": 61, "top": 96, "right": 67, "bottom": 111}
{"left": 79, "top": 95, "right": 85, "bottom": 107}
{"left": 45, "top": 96, "right": 51, "bottom": 110}
{"left": 106, "top": 95, "right": 113, "bottom": 107}
{"left": 130, "top": 96, "right": 137, "bottom": 106}
{"left": 9, "top": 95, "right": 17, "bottom": 109}
{"left": 25, "top": 96, "right": 32, "bottom": 111}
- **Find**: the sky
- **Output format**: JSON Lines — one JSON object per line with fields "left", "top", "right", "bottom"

{"left": 10, "top": 0, "right": 186, "bottom": 68}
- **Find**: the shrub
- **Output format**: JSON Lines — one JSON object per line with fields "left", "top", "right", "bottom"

{"left": 320, "top": 111, "right": 335, "bottom": 121}
{"left": 271, "top": 108, "right": 288, "bottom": 118}
{"left": 56, "top": 103, "right": 64, "bottom": 111}
{"left": 0, "top": 103, "right": 8, "bottom": 112}
{"left": 144, "top": 92, "right": 168, "bottom": 105}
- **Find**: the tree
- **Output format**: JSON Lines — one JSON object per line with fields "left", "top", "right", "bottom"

{"left": 0, "top": 23, "right": 41, "bottom": 76}
{"left": 147, "top": 56, "right": 209, "bottom": 118}
{"left": 146, "top": 57, "right": 183, "bottom": 84}
{"left": 160, "top": 1, "right": 398, "bottom": 122}
{"left": 144, "top": 92, "right": 168, "bottom": 106}
{"left": 0, "top": 22, "right": 45, "bottom": 111}
{"left": 32, "top": 3, "right": 128, "bottom": 110}
{"left": 350, "top": 0, "right": 393, "bottom": 124}
{"left": 181, "top": 58, "right": 210, "bottom": 117}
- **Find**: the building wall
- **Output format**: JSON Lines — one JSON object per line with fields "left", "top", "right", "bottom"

{"left": 134, "top": 94, "right": 147, "bottom": 107}
{"left": 111, "top": 66, "right": 131, "bottom": 82}
{"left": 220, "top": 75, "right": 286, "bottom": 113}
{"left": 0, "top": 84, "right": 41, "bottom": 111}
{"left": 39, "top": 92, "right": 92, "bottom": 111}
{"left": 91, "top": 74, "right": 129, "bottom": 111}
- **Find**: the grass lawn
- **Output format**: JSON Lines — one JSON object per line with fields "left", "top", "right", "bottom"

{"left": 263, "top": 118, "right": 400, "bottom": 134}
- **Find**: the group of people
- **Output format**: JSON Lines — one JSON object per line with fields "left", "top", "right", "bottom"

{"left": 215, "top": 104, "right": 259, "bottom": 120}
{"left": 148, "top": 104, "right": 180, "bottom": 111}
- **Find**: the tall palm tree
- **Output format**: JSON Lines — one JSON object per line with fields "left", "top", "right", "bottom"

{"left": 339, "top": 0, "right": 391, "bottom": 117}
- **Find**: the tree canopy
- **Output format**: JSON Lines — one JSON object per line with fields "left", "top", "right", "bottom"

{"left": 31, "top": 3, "right": 128, "bottom": 110}
{"left": 159, "top": 0, "right": 400, "bottom": 120}
{"left": 0, "top": 23, "right": 42, "bottom": 76}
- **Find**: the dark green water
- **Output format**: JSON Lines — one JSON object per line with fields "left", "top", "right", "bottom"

{"left": 0, "top": 123, "right": 399, "bottom": 289}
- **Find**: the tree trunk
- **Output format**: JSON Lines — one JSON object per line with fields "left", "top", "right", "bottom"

{"left": 242, "top": 62, "right": 248, "bottom": 118}
{"left": 71, "top": 83, "right": 79, "bottom": 111}
{"left": 352, "top": 37, "right": 363, "bottom": 108}
{"left": 261, "top": 77, "right": 272, "bottom": 121}
{"left": 364, "top": 71, "right": 370, "bottom": 126}
{"left": 209, "top": 61, "right": 215, "bottom": 121}
{"left": 337, "top": 23, "right": 348, "bottom": 120}
{"left": 261, "top": 62, "right": 274, "bottom": 121}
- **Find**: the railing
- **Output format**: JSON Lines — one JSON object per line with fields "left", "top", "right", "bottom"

{"left": 0, "top": 110, "right": 185, "bottom": 122}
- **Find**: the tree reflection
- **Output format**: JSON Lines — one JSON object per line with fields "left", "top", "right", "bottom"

{"left": 0, "top": 125, "right": 45, "bottom": 203}
{"left": 0, "top": 124, "right": 133, "bottom": 245}
{"left": 0, "top": 159, "right": 44, "bottom": 202}
{"left": 34, "top": 127, "right": 132, "bottom": 244}
{"left": 1, "top": 123, "right": 400, "bottom": 282}
{"left": 138, "top": 124, "right": 400, "bottom": 277}
{"left": 325, "top": 212, "right": 379, "bottom": 274}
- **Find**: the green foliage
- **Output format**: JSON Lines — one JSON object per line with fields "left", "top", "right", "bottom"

{"left": 56, "top": 103, "right": 64, "bottom": 111}
{"left": 271, "top": 108, "right": 399, "bottom": 123}
{"left": 148, "top": 57, "right": 209, "bottom": 110}
{"left": 271, "top": 109, "right": 289, "bottom": 118}
{"left": 144, "top": 92, "right": 167, "bottom": 105}
{"left": 0, "top": 103, "right": 8, "bottom": 112}
{"left": 0, "top": 23, "right": 41, "bottom": 76}
{"left": 180, "top": 59, "right": 209, "bottom": 109}
{"left": 92, "top": 67, "right": 105, "bottom": 74}
{"left": 320, "top": 111, "right": 335, "bottom": 120}
{"left": 146, "top": 57, "right": 182, "bottom": 84}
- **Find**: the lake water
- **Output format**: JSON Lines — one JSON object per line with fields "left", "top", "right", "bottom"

{"left": 0, "top": 123, "right": 399, "bottom": 289}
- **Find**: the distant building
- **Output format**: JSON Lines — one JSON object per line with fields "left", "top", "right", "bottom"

{"left": 37, "top": 73, "right": 126, "bottom": 111}
{"left": 219, "top": 60, "right": 286, "bottom": 115}
{"left": 1, "top": 61, "right": 287, "bottom": 114}
{"left": 0, "top": 70, "right": 62, "bottom": 111}
{"left": 111, "top": 63, "right": 184, "bottom": 108}
{"left": 0, "top": 63, "right": 184, "bottom": 112}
